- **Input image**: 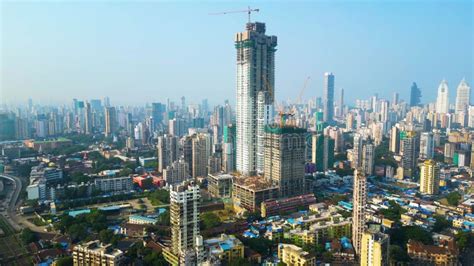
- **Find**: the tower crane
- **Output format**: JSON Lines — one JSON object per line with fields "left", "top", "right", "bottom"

{"left": 209, "top": 6, "right": 260, "bottom": 23}
{"left": 297, "top": 76, "right": 311, "bottom": 105}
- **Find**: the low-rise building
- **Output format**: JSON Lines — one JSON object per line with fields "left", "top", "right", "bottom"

{"left": 94, "top": 176, "right": 132, "bottom": 193}
{"left": 203, "top": 234, "right": 244, "bottom": 264}
{"left": 72, "top": 240, "right": 123, "bottom": 266}
{"left": 208, "top": 173, "right": 233, "bottom": 198}
{"left": 232, "top": 175, "right": 278, "bottom": 213}
{"left": 128, "top": 215, "right": 157, "bottom": 225}
{"left": 407, "top": 239, "right": 459, "bottom": 266}
{"left": 261, "top": 194, "right": 316, "bottom": 217}
{"left": 278, "top": 243, "right": 316, "bottom": 266}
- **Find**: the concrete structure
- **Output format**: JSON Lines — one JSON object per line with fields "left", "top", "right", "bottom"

{"left": 73, "top": 240, "right": 123, "bottom": 266}
{"left": 128, "top": 215, "right": 157, "bottom": 225}
{"left": 278, "top": 243, "right": 316, "bottom": 266}
{"left": 455, "top": 78, "right": 470, "bottom": 114}
{"left": 94, "top": 176, "right": 132, "bottom": 193}
{"left": 166, "top": 181, "right": 203, "bottom": 265}
{"left": 261, "top": 194, "right": 317, "bottom": 218}
{"left": 264, "top": 125, "right": 306, "bottom": 198}
{"left": 361, "top": 141, "right": 375, "bottom": 176}
{"left": 232, "top": 175, "right": 278, "bottom": 213}
{"left": 419, "top": 160, "right": 439, "bottom": 195}
{"left": 235, "top": 22, "right": 277, "bottom": 176}
{"left": 157, "top": 134, "right": 179, "bottom": 173}
{"left": 407, "top": 239, "right": 458, "bottom": 265}
{"left": 323, "top": 72, "right": 335, "bottom": 123}
{"left": 311, "top": 133, "right": 334, "bottom": 172}
{"left": 104, "top": 106, "right": 116, "bottom": 137}
{"left": 192, "top": 133, "right": 210, "bottom": 178}
{"left": 207, "top": 173, "right": 233, "bottom": 198}
{"left": 401, "top": 131, "right": 418, "bottom": 178}
{"left": 360, "top": 229, "right": 390, "bottom": 266}
{"left": 163, "top": 159, "right": 189, "bottom": 185}
{"left": 419, "top": 132, "right": 434, "bottom": 159}
{"left": 352, "top": 169, "right": 367, "bottom": 256}
{"left": 436, "top": 80, "right": 449, "bottom": 114}
{"left": 204, "top": 234, "right": 244, "bottom": 264}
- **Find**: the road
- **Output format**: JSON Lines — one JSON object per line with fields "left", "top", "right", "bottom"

{"left": 0, "top": 173, "right": 23, "bottom": 232}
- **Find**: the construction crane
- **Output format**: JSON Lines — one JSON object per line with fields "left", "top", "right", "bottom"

{"left": 297, "top": 76, "right": 311, "bottom": 105}
{"left": 209, "top": 6, "right": 260, "bottom": 23}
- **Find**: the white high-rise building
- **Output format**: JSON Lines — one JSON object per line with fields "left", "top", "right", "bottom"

{"left": 436, "top": 80, "right": 449, "bottom": 114}
{"left": 168, "top": 181, "right": 203, "bottom": 265}
{"left": 419, "top": 132, "right": 434, "bottom": 159}
{"left": 235, "top": 22, "right": 277, "bottom": 175}
{"left": 352, "top": 169, "right": 367, "bottom": 256}
{"left": 419, "top": 160, "right": 440, "bottom": 195}
{"left": 455, "top": 78, "right": 471, "bottom": 114}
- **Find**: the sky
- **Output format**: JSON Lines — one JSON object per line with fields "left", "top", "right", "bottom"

{"left": 1, "top": 0, "right": 473, "bottom": 106}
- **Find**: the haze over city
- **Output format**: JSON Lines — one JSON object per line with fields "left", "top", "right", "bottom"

{"left": 1, "top": 1, "right": 472, "bottom": 105}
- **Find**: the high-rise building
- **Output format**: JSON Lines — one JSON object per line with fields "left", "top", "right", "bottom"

{"left": 166, "top": 182, "right": 203, "bottom": 265}
{"left": 84, "top": 102, "right": 93, "bottom": 134}
{"left": 436, "top": 80, "right": 449, "bottom": 114}
{"left": 312, "top": 133, "right": 335, "bottom": 172}
{"left": 104, "top": 106, "right": 116, "bottom": 137}
{"left": 235, "top": 22, "right": 277, "bottom": 176}
{"left": 419, "top": 132, "right": 434, "bottom": 159}
{"left": 352, "top": 133, "right": 363, "bottom": 169}
{"left": 192, "top": 133, "right": 210, "bottom": 178}
{"left": 338, "top": 88, "right": 344, "bottom": 117}
{"left": 389, "top": 126, "right": 400, "bottom": 154}
{"left": 360, "top": 229, "right": 390, "bottom": 266}
{"left": 455, "top": 78, "right": 471, "bottom": 114}
{"left": 362, "top": 141, "right": 375, "bottom": 176}
{"left": 401, "top": 131, "right": 418, "bottom": 178}
{"left": 163, "top": 159, "right": 189, "bottom": 185}
{"left": 352, "top": 169, "right": 367, "bottom": 256}
{"left": 410, "top": 82, "right": 421, "bottom": 107}
{"left": 419, "top": 159, "right": 440, "bottom": 195}
{"left": 0, "top": 112, "right": 16, "bottom": 141}
{"left": 157, "top": 134, "right": 179, "bottom": 173}
{"left": 323, "top": 72, "right": 335, "bottom": 123}
{"left": 392, "top": 92, "right": 399, "bottom": 106}
{"left": 264, "top": 125, "right": 306, "bottom": 198}
{"left": 152, "top": 102, "right": 165, "bottom": 129}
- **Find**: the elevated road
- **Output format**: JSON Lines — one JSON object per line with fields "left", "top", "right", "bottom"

{"left": 0, "top": 173, "right": 23, "bottom": 231}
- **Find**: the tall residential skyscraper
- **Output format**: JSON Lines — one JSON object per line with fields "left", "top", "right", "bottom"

{"left": 84, "top": 102, "right": 93, "bottom": 134}
{"left": 390, "top": 127, "right": 400, "bottom": 154}
{"left": 455, "top": 78, "right": 471, "bottom": 114}
{"left": 352, "top": 133, "right": 363, "bottom": 169}
{"left": 401, "top": 131, "right": 418, "bottom": 178}
{"left": 192, "top": 133, "right": 210, "bottom": 178}
{"left": 157, "top": 134, "right": 179, "bottom": 173}
{"left": 392, "top": 92, "right": 399, "bottom": 106}
{"left": 323, "top": 72, "right": 335, "bottom": 123}
{"left": 151, "top": 102, "right": 165, "bottom": 129}
{"left": 436, "top": 80, "right": 449, "bottom": 114}
{"left": 419, "top": 159, "right": 440, "bottom": 195}
{"left": 419, "top": 132, "right": 434, "bottom": 159}
{"left": 352, "top": 169, "right": 367, "bottom": 256}
{"left": 360, "top": 229, "right": 390, "bottom": 266}
{"left": 311, "top": 133, "right": 335, "bottom": 172}
{"left": 362, "top": 141, "right": 375, "bottom": 176}
{"left": 338, "top": 88, "right": 344, "bottom": 117}
{"left": 409, "top": 82, "right": 421, "bottom": 107}
{"left": 104, "top": 106, "right": 116, "bottom": 137}
{"left": 264, "top": 125, "right": 306, "bottom": 198}
{"left": 235, "top": 22, "right": 277, "bottom": 176}
{"left": 167, "top": 182, "right": 203, "bottom": 265}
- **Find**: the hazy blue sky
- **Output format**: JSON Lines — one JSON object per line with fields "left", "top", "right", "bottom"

{"left": 1, "top": 0, "right": 472, "bottom": 106}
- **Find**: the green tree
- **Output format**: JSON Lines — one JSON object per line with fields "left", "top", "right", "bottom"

{"left": 446, "top": 192, "right": 462, "bottom": 206}
{"left": 389, "top": 245, "right": 410, "bottom": 264}
{"left": 20, "top": 228, "right": 37, "bottom": 244}
{"left": 201, "top": 212, "right": 221, "bottom": 230}
{"left": 379, "top": 200, "right": 406, "bottom": 221}
{"left": 455, "top": 231, "right": 473, "bottom": 251}
{"left": 432, "top": 215, "right": 452, "bottom": 233}
{"left": 55, "top": 256, "right": 73, "bottom": 266}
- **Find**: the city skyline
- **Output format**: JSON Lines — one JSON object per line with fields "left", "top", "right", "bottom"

{"left": 1, "top": 1, "right": 472, "bottom": 106}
